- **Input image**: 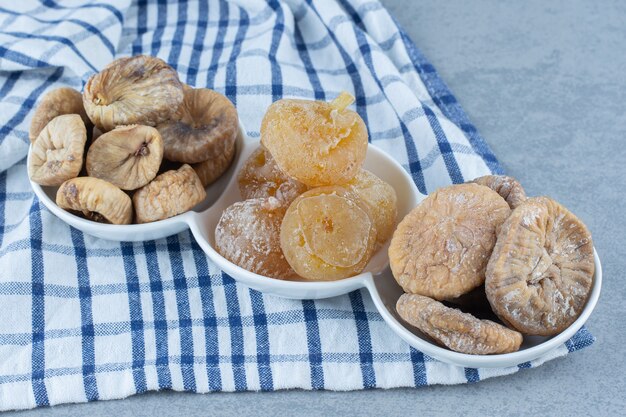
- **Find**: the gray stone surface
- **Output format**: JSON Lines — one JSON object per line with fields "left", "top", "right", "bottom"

{"left": 7, "top": 0, "right": 625, "bottom": 415}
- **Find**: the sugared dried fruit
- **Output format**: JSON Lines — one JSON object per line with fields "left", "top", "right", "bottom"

{"left": 56, "top": 177, "right": 132, "bottom": 224}
{"left": 29, "top": 87, "right": 91, "bottom": 143}
{"left": 158, "top": 85, "right": 238, "bottom": 164}
{"left": 261, "top": 92, "right": 368, "bottom": 187}
{"left": 83, "top": 55, "right": 184, "bottom": 131}
{"left": 192, "top": 133, "right": 236, "bottom": 187}
{"left": 28, "top": 114, "right": 87, "bottom": 186}
{"left": 216, "top": 197, "right": 296, "bottom": 279}
{"left": 397, "top": 293, "right": 523, "bottom": 355}
{"left": 472, "top": 175, "right": 527, "bottom": 209}
{"left": 389, "top": 183, "right": 511, "bottom": 300}
{"left": 86, "top": 125, "right": 163, "bottom": 190}
{"left": 133, "top": 164, "right": 206, "bottom": 223}
{"left": 280, "top": 186, "right": 377, "bottom": 281}
{"left": 486, "top": 197, "right": 594, "bottom": 336}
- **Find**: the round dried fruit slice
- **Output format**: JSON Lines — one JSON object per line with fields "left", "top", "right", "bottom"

{"left": 29, "top": 87, "right": 91, "bottom": 143}
{"left": 133, "top": 164, "right": 206, "bottom": 223}
{"left": 486, "top": 197, "right": 594, "bottom": 336}
{"left": 260, "top": 92, "right": 368, "bottom": 187}
{"left": 396, "top": 293, "right": 523, "bottom": 355}
{"left": 216, "top": 197, "right": 296, "bottom": 279}
{"left": 86, "top": 125, "right": 164, "bottom": 190}
{"left": 192, "top": 132, "right": 236, "bottom": 187}
{"left": 280, "top": 186, "right": 377, "bottom": 281}
{"left": 158, "top": 85, "right": 238, "bottom": 164}
{"left": 388, "top": 183, "right": 511, "bottom": 300}
{"left": 237, "top": 146, "right": 307, "bottom": 205}
{"left": 28, "top": 114, "right": 87, "bottom": 186}
{"left": 56, "top": 177, "right": 132, "bottom": 225}
{"left": 83, "top": 55, "right": 184, "bottom": 131}
{"left": 471, "top": 175, "right": 527, "bottom": 209}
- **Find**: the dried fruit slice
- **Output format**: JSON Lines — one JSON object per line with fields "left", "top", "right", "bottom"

{"left": 28, "top": 114, "right": 87, "bottom": 186}
{"left": 260, "top": 92, "right": 368, "bottom": 187}
{"left": 216, "top": 197, "right": 296, "bottom": 279}
{"left": 158, "top": 85, "right": 238, "bottom": 164}
{"left": 237, "top": 146, "right": 307, "bottom": 205}
{"left": 56, "top": 177, "right": 132, "bottom": 225}
{"left": 396, "top": 294, "right": 523, "bottom": 355}
{"left": 133, "top": 164, "right": 206, "bottom": 223}
{"left": 388, "top": 183, "right": 511, "bottom": 300}
{"left": 83, "top": 55, "right": 184, "bottom": 131}
{"left": 29, "top": 87, "right": 91, "bottom": 143}
{"left": 86, "top": 125, "right": 164, "bottom": 190}
{"left": 192, "top": 132, "right": 236, "bottom": 187}
{"left": 280, "top": 186, "right": 377, "bottom": 281}
{"left": 471, "top": 175, "right": 527, "bottom": 209}
{"left": 486, "top": 197, "right": 594, "bottom": 336}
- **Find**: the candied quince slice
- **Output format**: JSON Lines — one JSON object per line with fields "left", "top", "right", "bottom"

{"left": 56, "top": 177, "right": 132, "bottom": 225}
{"left": 396, "top": 293, "right": 523, "bottom": 355}
{"left": 485, "top": 197, "right": 594, "bottom": 336}
{"left": 83, "top": 55, "right": 184, "bottom": 131}
{"left": 29, "top": 87, "right": 91, "bottom": 143}
{"left": 260, "top": 92, "right": 368, "bottom": 187}
{"left": 471, "top": 175, "right": 527, "bottom": 209}
{"left": 215, "top": 197, "right": 296, "bottom": 279}
{"left": 237, "top": 146, "right": 307, "bottom": 205}
{"left": 280, "top": 186, "right": 377, "bottom": 281}
{"left": 388, "top": 183, "right": 511, "bottom": 300}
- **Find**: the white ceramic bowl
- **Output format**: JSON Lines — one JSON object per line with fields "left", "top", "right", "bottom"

{"left": 29, "top": 124, "right": 602, "bottom": 368}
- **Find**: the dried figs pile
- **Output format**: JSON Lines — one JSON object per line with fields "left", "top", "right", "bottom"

{"left": 390, "top": 175, "right": 595, "bottom": 355}
{"left": 28, "top": 55, "right": 238, "bottom": 224}
{"left": 216, "top": 92, "right": 398, "bottom": 281}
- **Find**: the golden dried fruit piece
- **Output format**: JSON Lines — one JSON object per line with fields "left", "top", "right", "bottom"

{"left": 396, "top": 293, "right": 523, "bottom": 355}
{"left": 389, "top": 183, "right": 511, "bottom": 300}
{"left": 471, "top": 175, "right": 527, "bottom": 209}
{"left": 486, "top": 197, "right": 594, "bottom": 336}
{"left": 216, "top": 197, "right": 296, "bottom": 279}
{"left": 133, "top": 164, "right": 206, "bottom": 223}
{"left": 345, "top": 169, "right": 397, "bottom": 246}
{"left": 158, "top": 85, "right": 238, "bottom": 164}
{"left": 192, "top": 132, "right": 236, "bottom": 187}
{"left": 260, "top": 92, "right": 368, "bottom": 187}
{"left": 28, "top": 114, "right": 87, "bottom": 186}
{"left": 280, "top": 186, "right": 377, "bottom": 281}
{"left": 237, "top": 146, "right": 307, "bottom": 205}
{"left": 29, "top": 87, "right": 91, "bottom": 143}
{"left": 56, "top": 177, "right": 132, "bottom": 225}
{"left": 86, "top": 125, "right": 163, "bottom": 191}
{"left": 83, "top": 55, "right": 184, "bottom": 131}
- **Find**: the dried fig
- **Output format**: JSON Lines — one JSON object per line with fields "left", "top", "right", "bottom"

{"left": 28, "top": 114, "right": 87, "bottom": 186}
{"left": 56, "top": 177, "right": 132, "bottom": 225}
{"left": 192, "top": 133, "right": 236, "bottom": 187}
{"left": 471, "top": 175, "right": 527, "bottom": 209}
{"left": 133, "top": 164, "right": 206, "bottom": 223}
{"left": 157, "top": 85, "right": 238, "bottom": 164}
{"left": 486, "top": 197, "right": 594, "bottom": 336}
{"left": 83, "top": 55, "right": 184, "bottom": 131}
{"left": 396, "top": 293, "right": 523, "bottom": 355}
{"left": 86, "top": 125, "right": 163, "bottom": 190}
{"left": 29, "top": 87, "right": 91, "bottom": 143}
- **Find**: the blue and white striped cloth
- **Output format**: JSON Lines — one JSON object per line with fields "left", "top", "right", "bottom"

{"left": 0, "top": 0, "right": 594, "bottom": 411}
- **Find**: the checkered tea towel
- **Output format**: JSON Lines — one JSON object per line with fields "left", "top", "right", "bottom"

{"left": 0, "top": 0, "right": 595, "bottom": 411}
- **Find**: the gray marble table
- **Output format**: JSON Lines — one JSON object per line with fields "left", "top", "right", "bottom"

{"left": 8, "top": 0, "right": 625, "bottom": 415}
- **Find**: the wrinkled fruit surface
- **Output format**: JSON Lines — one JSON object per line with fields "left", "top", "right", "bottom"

{"left": 86, "top": 125, "right": 163, "bottom": 190}
{"left": 237, "top": 146, "right": 307, "bottom": 205}
{"left": 83, "top": 55, "right": 183, "bottom": 131}
{"left": 216, "top": 197, "right": 296, "bottom": 279}
{"left": 260, "top": 93, "right": 368, "bottom": 187}
{"left": 280, "top": 186, "right": 377, "bottom": 281}
{"left": 397, "top": 293, "right": 523, "bottom": 355}
{"left": 192, "top": 132, "right": 236, "bottom": 187}
{"left": 158, "top": 86, "right": 238, "bottom": 164}
{"left": 28, "top": 114, "right": 87, "bottom": 186}
{"left": 472, "top": 175, "right": 527, "bottom": 209}
{"left": 345, "top": 169, "right": 397, "bottom": 246}
{"left": 389, "top": 183, "right": 511, "bottom": 300}
{"left": 133, "top": 164, "right": 206, "bottom": 223}
{"left": 29, "top": 87, "right": 91, "bottom": 143}
{"left": 486, "top": 197, "right": 594, "bottom": 336}
{"left": 56, "top": 177, "right": 132, "bottom": 224}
